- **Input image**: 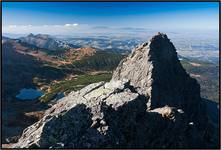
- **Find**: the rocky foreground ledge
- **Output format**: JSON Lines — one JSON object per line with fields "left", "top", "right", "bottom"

{"left": 13, "top": 33, "right": 219, "bottom": 148}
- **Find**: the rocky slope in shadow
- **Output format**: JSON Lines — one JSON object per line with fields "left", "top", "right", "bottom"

{"left": 12, "top": 33, "right": 219, "bottom": 148}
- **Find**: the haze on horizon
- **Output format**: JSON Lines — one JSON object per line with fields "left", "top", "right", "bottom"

{"left": 2, "top": 2, "right": 219, "bottom": 36}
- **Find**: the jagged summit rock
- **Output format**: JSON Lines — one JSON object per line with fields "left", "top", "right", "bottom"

{"left": 12, "top": 33, "right": 218, "bottom": 148}
{"left": 112, "top": 32, "right": 201, "bottom": 116}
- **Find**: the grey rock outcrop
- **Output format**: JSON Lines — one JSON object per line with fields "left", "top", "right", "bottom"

{"left": 112, "top": 33, "right": 201, "bottom": 115}
{"left": 13, "top": 33, "right": 219, "bottom": 148}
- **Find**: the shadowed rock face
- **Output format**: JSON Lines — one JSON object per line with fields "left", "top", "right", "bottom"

{"left": 12, "top": 33, "right": 219, "bottom": 148}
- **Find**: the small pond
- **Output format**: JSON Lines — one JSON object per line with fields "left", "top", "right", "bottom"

{"left": 16, "top": 88, "right": 44, "bottom": 100}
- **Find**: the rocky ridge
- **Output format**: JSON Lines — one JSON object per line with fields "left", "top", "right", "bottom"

{"left": 12, "top": 33, "right": 218, "bottom": 148}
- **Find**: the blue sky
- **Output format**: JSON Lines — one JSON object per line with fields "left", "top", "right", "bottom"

{"left": 2, "top": 2, "right": 219, "bottom": 35}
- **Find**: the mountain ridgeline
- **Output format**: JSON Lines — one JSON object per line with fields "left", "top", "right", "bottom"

{"left": 19, "top": 33, "right": 73, "bottom": 50}
{"left": 12, "top": 33, "right": 219, "bottom": 148}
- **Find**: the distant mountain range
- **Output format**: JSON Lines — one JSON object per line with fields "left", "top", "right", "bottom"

{"left": 3, "top": 32, "right": 219, "bottom": 64}
{"left": 19, "top": 33, "right": 77, "bottom": 51}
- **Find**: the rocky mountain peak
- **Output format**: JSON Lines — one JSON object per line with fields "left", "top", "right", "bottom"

{"left": 27, "top": 33, "right": 34, "bottom": 37}
{"left": 112, "top": 33, "right": 201, "bottom": 117}
{"left": 26, "top": 33, "right": 51, "bottom": 39}
{"left": 12, "top": 33, "right": 218, "bottom": 149}
{"left": 35, "top": 34, "right": 51, "bottom": 39}
{"left": 149, "top": 32, "right": 177, "bottom": 60}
